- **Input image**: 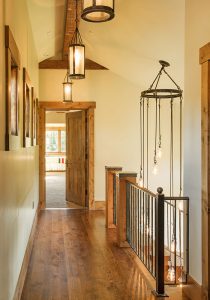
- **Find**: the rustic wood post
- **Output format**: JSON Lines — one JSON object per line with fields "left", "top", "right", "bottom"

{"left": 200, "top": 43, "right": 210, "bottom": 300}
{"left": 116, "top": 172, "right": 137, "bottom": 247}
{"left": 105, "top": 166, "right": 122, "bottom": 228}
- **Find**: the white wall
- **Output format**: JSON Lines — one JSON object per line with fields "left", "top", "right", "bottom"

{"left": 0, "top": 1, "right": 39, "bottom": 299}
{"left": 184, "top": 0, "right": 210, "bottom": 285}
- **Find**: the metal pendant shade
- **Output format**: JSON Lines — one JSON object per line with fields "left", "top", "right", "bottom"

{"left": 63, "top": 72, "right": 73, "bottom": 102}
{"left": 81, "top": 0, "right": 115, "bottom": 23}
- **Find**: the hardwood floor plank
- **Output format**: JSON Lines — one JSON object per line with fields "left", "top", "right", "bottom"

{"left": 21, "top": 210, "right": 189, "bottom": 300}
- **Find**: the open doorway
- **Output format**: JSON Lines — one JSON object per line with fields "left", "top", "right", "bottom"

{"left": 38, "top": 101, "right": 95, "bottom": 210}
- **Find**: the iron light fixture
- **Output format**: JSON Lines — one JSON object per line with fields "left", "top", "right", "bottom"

{"left": 69, "top": 0, "right": 85, "bottom": 79}
{"left": 63, "top": 72, "right": 73, "bottom": 102}
{"left": 81, "top": 0, "right": 115, "bottom": 23}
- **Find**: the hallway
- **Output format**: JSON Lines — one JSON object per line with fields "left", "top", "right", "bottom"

{"left": 21, "top": 210, "right": 187, "bottom": 300}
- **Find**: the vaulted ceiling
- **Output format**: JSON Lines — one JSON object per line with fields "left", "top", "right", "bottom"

{"left": 26, "top": 0, "right": 185, "bottom": 87}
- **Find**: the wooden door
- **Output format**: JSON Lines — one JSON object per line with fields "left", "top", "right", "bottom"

{"left": 66, "top": 111, "right": 86, "bottom": 206}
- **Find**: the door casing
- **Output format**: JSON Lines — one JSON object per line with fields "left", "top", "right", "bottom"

{"left": 38, "top": 101, "right": 96, "bottom": 209}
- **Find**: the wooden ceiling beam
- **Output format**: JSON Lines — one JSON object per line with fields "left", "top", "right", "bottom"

{"left": 39, "top": 58, "right": 108, "bottom": 70}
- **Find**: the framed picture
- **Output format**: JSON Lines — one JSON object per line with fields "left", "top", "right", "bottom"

{"left": 23, "top": 68, "right": 32, "bottom": 148}
{"left": 5, "top": 26, "right": 21, "bottom": 150}
{"left": 31, "top": 88, "right": 39, "bottom": 146}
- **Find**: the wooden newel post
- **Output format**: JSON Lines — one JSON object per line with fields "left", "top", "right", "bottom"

{"left": 105, "top": 166, "right": 122, "bottom": 228}
{"left": 116, "top": 172, "right": 137, "bottom": 247}
{"left": 152, "top": 187, "right": 168, "bottom": 297}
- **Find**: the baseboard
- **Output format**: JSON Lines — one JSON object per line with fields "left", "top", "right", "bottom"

{"left": 182, "top": 275, "right": 202, "bottom": 300}
{"left": 13, "top": 208, "right": 39, "bottom": 300}
{"left": 94, "top": 201, "right": 105, "bottom": 210}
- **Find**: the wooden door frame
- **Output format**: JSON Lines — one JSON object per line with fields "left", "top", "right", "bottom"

{"left": 38, "top": 101, "right": 96, "bottom": 209}
{"left": 200, "top": 43, "right": 210, "bottom": 299}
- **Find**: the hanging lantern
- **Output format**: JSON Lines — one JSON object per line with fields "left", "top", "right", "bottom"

{"left": 63, "top": 72, "right": 73, "bottom": 102}
{"left": 69, "top": 1, "right": 85, "bottom": 79}
{"left": 81, "top": 0, "right": 115, "bottom": 23}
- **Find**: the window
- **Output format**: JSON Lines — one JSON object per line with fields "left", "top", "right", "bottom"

{"left": 46, "top": 128, "right": 66, "bottom": 153}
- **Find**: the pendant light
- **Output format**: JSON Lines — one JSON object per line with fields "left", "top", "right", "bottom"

{"left": 63, "top": 71, "right": 73, "bottom": 102}
{"left": 81, "top": 0, "right": 115, "bottom": 23}
{"left": 69, "top": 0, "right": 85, "bottom": 79}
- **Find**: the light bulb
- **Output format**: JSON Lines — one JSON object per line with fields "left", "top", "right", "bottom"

{"left": 138, "top": 177, "right": 143, "bottom": 187}
{"left": 178, "top": 201, "right": 183, "bottom": 211}
{"left": 167, "top": 265, "right": 175, "bottom": 282}
{"left": 152, "top": 164, "right": 158, "bottom": 175}
{"left": 75, "top": 49, "right": 81, "bottom": 67}
{"left": 178, "top": 267, "right": 186, "bottom": 284}
{"left": 157, "top": 147, "right": 162, "bottom": 158}
{"left": 171, "top": 239, "right": 176, "bottom": 252}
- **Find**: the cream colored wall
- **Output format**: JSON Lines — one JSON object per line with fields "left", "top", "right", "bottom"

{"left": 46, "top": 112, "right": 66, "bottom": 124}
{"left": 0, "top": 1, "right": 39, "bottom": 299}
{"left": 184, "top": 0, "right": 210, "bottom": 285}
{"left": 40, "top": 69, "right": 183, "bottom": 201}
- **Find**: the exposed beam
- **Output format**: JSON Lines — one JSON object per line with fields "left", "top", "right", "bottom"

{"left": 63, "top": 0, "right": 79, "bottom": 59}
{"left": 39, "top": 58, "right": 108, "bottom": 70}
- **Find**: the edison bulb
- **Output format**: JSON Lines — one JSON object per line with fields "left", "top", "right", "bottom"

{"left": 152, "top": 164, "right": 158, "bottom": 175}
{"left": 157, "top": 147, "right": 162, "bottom": 158}
{"left": 171, "top": 239, "right": 176, "bottom": 252}
{"left": 138, "top": 177, "right": 143, "bottom": 187}
{"left": 167, "top": 266, "right": 175, "bottom": 282}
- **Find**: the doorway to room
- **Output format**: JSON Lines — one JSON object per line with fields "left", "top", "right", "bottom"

{"left": 38, "top": 101, "right": 96, "bottom": 210}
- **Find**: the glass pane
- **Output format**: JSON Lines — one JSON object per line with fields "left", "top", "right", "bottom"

{"left": 61, "top": 130, "right": 66, "bottom": 152}
{"left": 46, "top": 130, "right": 58, "bottom": 152}
{"left": 75, "top": 45, "right": 84, "bottom": 75}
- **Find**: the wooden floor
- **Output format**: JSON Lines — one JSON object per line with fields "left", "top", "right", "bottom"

{"left": 21, "top": 210, "right": 189, "bottom": 300}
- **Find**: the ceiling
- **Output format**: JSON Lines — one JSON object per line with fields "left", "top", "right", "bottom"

{"left": 26, "top": 0, "right": 185, "bottom": 87}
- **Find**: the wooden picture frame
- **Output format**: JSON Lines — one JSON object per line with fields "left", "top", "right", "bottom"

{"left": 23, "top": 68, "right": 32, "bottom": 148}
{"left": 5, "top": 26, "right": 21, "bottom": 150}
{"left": 31, "top": 88, "right": 39, "bottom": 146}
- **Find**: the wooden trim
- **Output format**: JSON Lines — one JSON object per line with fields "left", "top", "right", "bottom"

{"left": 39, "top": 58, "right": 108, "bottom": 70}
{"left": 200, "top": 43, "right": 210, "bottom": 64}
{"left": 117, "top": 172, "right": 137, "bottom": 247}
{"left": 5, "top": 25, "right": 20, "bottom": 67}
{"left": 200, "top": 43, "right": 210, "bottom": 299}
{"left": 94, "top": 201, "right": 106, "bottom": 210}
{"left": 39, "top": 101, "right": 96, "bottom": 110}
{"left": 39, "top": 102, "right": 95, "bottom": 209}
{"left": 13, "top": 208, "right": 39, "bottom": 300}
{"left": 87, "top": 108, "right": 94, "bottom": 209}
{"left": 39, "top": 107, "right": 46, "bottom": 209}
{"left": 182, "top": 275, "right": 202, "bottom": 300}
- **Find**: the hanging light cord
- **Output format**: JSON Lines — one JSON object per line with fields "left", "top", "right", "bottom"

{"left": 154, "top": 98, "right": 158, "bottom": 164}
{"left": 158, "top": 99, "right": 161, "bottom": 148}
{"left": 140, "top": 98, "right": 143, "bottom": 181}
{"left": 170, "top": 98, "right": 174, "bottom": 196}
{"left": 179, "top": 96, "right": 183, "bottom": 196}
{"left": 146, "top": 98, "right": 149, "bottom": 188}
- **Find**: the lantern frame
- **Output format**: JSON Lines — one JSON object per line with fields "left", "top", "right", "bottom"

{"left": 81, "top": 0, "right": 115, "bottom": 23}
{"left": 63, "top": 72, "right": 73, "bottom": 102}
